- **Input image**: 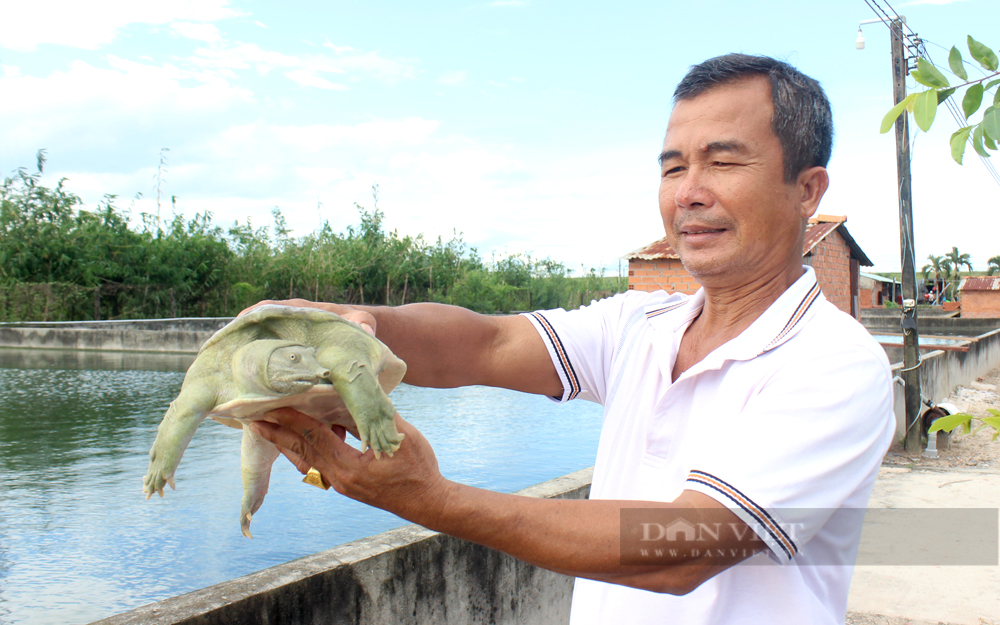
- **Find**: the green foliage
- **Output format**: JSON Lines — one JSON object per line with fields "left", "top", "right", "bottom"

{"left": 988, "top": 255, "right": 1000, "bottom": 276}
{"left": 921, "top": 248, "right": 971, "bottom": 303}
{"left": 0, "top": 159, "right": 624, "bottom": 321}
{"left": 881, "top": 36, "right": 1000, "bottom": 164}
{"left": 929, "top": 408, "right": 1000, "bottom": 442}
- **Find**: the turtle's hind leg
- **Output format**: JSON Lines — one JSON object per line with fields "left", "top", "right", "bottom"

{"left": 239, "top": 422, "right": 281, "bottom": 538}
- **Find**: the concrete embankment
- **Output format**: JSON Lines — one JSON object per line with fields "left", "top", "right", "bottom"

{"left": 0, "top": 318, "right": 231, "bottom": 354}
{"left": 888, "top": 327, "right": 1000, "bottom": 438}
{"left": 860, "top": 308, "right": 1000, "bottom": 337}
{"left": 91, "top": 468, "right": 592, "bottom": 625}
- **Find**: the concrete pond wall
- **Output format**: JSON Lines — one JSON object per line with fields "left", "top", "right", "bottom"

{"left": 889, "top": 327, "right": 1000, "bottom": 439}
{"left": 860, "top": 308, "right": 1000, "bottom": 337}
{"left": 0, "top": 318, "right": 231, "bottom": 354}
{"left": 91, "top": 468, "right": 592, "bottom": 625}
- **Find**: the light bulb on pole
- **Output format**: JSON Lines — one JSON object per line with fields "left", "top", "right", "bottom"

{"left": 856, "top": 28, "right": 865, "bottom": 50}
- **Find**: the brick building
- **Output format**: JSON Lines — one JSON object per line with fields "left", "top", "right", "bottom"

{"left": 624, "top": 215, "right": 873, "bottom": 317}
{"left": 958, "top": 277, "right": 1000, "bottom": 318}
{"left": 859, "top": 271, "right": 900, "bottom": 309}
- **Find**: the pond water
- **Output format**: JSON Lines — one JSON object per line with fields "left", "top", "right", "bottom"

{"left": 871, "top": 334, "right": 972, "bottom": 347}
{"left": 0, "top": 349, "right": 604, "bottom": 625}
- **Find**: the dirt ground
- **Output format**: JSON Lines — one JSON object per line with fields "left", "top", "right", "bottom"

{"left": 845, "top": 365, "right": 1000, "bottom": 625}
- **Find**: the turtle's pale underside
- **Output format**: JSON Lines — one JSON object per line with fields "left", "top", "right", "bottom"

{"left": 142, "top": 305, "right": 406, "bottom": 537}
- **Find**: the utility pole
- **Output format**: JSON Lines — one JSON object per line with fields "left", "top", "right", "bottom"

{"left": 889, "top": 17, "right": 923, "bottom": 454}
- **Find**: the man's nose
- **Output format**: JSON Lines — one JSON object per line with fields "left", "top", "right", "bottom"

{"left": 674, "top": 166, "right": 713, "bottom": 209}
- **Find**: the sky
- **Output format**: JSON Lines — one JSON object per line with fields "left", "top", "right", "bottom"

{"left": 1, "top": 0, "right": 997, "bottom": 274}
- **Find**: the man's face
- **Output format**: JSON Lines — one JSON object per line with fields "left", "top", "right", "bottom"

{"left": 658, "top": 77, "right": 812, "bottom": 288}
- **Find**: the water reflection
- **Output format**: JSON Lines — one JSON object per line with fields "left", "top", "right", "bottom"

{"left": 0, "top": 349, "right": 602, "bottom": 624}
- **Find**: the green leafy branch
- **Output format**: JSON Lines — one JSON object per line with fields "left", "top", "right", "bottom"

{"left": 928, "top": 408, "right": 1000, "bottom": 441}
{"left": 881, "top": 35, "right": 1000, "bottom": 164}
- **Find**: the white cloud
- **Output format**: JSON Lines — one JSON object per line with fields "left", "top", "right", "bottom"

{"left": 284, "top": 69, "right": 347, "bottom": 90}
{"left": 171, "top": 22, "right": 222, "bottom": 43}
{"left": 0, "top": 0, "right": 241, "bottom": 51}
{"left": 488, "top": 0, "right": 527, "bottom": 6}
{"left": 187, "top": 41, "right": 416, "bottom": 86}
{"left": 0, "top": 57, "right": 253, "bottom": 155}
{"left": 438, "top": 70, "right": 469, "bottom": 85}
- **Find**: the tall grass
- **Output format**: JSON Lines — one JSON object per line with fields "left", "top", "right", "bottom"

{"left": 1, "top": 156, "right": 623, "bottom": 321}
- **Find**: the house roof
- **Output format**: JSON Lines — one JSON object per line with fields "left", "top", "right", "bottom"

{"left": 623, "top": 215, "right": 873, "bottom": 266}
{"left": 860, "top": 271, "right": 899, "bottom": 284}
{"left": 959, "top": 277, "right": 1000, "bottom": 292}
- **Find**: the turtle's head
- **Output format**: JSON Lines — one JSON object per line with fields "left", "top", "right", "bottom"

{"left": 265, "top": 344, "right": 330, "bottom": 395}
{"left": 233, "top": 340, "right": 330, "bottom": 396}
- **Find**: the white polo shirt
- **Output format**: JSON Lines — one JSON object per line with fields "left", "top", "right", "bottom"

{"left": 524, "top": 267, "right": 895, "bottom": 625}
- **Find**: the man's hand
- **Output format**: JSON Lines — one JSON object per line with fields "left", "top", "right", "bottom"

{"left": 239, "top": 299, "right": 377, "bottom": 337}
{"left": 252, "top": 409, "right": 454, "bottom": 526}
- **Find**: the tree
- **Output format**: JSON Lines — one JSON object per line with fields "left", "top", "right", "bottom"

{"left": 921, "top": 254, "right": 951, "bottom": 304}
{"left": 944, "top": 246, "right": 973, "bottom": 300}
{"left": 881, "top": 36, "right": 1000, "bottom": 164}
{"left": 988, "top": 255, "right": 1000, "bottom": 276}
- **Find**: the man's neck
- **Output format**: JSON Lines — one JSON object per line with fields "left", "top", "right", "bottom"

{"left": 671, "top": 263, "right": 804, "bottom": 382}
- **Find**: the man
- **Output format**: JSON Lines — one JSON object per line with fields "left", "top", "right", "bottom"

{"left": 251, "top": 54, "right": 895, "bottom": 624}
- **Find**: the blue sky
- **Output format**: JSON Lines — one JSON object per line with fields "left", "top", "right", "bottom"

{"left": 1, "top": 0, "right": 997, "bottom": 273}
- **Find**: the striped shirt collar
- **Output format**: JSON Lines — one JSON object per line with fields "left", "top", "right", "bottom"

{"left": 642, "top": 266, "right": 825, "bottom": 361}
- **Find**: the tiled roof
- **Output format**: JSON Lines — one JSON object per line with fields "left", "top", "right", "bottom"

{"left": 624, "top": 215, "right": 873, "bottom": 266}
{"left": 959, "top": 277, "right": 1000, "bottom": 291}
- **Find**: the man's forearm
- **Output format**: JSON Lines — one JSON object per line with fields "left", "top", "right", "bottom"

{"left": 416, "top": 482, "right": 742, "bottom": 595}
{"left": 357, "top": 302, "right": 561, "bottom": 395}
{"left": 357, "top": 303, "right": 497, "bottom": 387}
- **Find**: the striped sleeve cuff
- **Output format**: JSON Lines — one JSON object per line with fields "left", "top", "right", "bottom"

{"left": 685, "top": 470, "right": 798, "bottom": 563}
{"left": 522, "top": 311, "right": 581, "bottom": 403}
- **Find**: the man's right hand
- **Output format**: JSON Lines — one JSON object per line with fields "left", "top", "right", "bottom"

{"left": 239, "top": 299, "right": 377, "bottom": 336}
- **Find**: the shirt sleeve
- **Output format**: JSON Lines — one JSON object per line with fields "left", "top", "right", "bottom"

{"left": 682, "top": 340, "right": 896, "bottom": 564}
{"left": 522, "top": 291, "right": 669, "bottom": 405}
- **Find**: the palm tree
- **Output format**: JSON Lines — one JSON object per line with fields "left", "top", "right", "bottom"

{"left": 988, "top": 255, "right": 1000, "bottom": 277}
{"left": 921, "top": 254, "right": 950, "bottom": 304}
{"left": 944, "top": 247, "right": 973, "bottom": 301}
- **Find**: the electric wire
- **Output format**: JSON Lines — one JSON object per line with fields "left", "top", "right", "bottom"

{"left": 863, "top": 0, "right": 1000, "bottom": 186}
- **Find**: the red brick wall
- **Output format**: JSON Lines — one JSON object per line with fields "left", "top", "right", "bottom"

{"left": 806, "top": 232, "right": 852, "bottom": 315}
{"left": 627, "top": 259, "right": 700, "bottom": 295}
{"left": 961, "top": 291, "right": 1000, "bottom": 318}
{"left": 859, "top": 287, "right": 877, "bottom": 309}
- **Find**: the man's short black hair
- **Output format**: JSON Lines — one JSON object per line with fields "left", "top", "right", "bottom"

{"left": 673, "top": 53, "right": 833, "bottom": 184}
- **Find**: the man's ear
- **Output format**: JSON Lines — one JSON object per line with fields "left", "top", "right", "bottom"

{"left": 796, "top": 166, "right": 829, "bottom": 220}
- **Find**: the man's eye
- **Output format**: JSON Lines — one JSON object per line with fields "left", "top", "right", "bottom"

{"left": 662, "top": 166, "right": 684, "bottom": 176}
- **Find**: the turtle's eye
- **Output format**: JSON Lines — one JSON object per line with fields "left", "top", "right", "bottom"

{"left": 289, "top": 354, "right": 298, "bottom": 361}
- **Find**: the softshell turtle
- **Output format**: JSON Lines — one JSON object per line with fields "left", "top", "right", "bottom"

{"left": 142, "top": 305, "right": 407, "bottom": 537}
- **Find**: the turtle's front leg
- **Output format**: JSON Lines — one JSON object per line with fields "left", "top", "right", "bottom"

{"left": 143, "top": 383, "right": 217, "bottom": 499}
{"left": 239, "top": 422, "right": 281, "bottom": 539}
{"left": 318, "top": 348, "right": 403, "bottom": 458}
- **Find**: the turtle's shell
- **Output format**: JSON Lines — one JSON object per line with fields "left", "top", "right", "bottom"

{"left": 204, "top": 305, "right": 404, "bottom": 438}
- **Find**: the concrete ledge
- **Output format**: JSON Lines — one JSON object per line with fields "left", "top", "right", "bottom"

{"left": 860, "top": 311, "right": 1000, "bottom": 338}
{"left": 0, "top": 318, "right": 233, "bottom": 354}
{"left": 91, "top": 468, "right": 593, "bottom": 625}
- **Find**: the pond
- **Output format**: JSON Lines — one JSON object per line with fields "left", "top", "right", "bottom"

{"left": 0, "top": 349, "right": 604, "bottom": 625}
